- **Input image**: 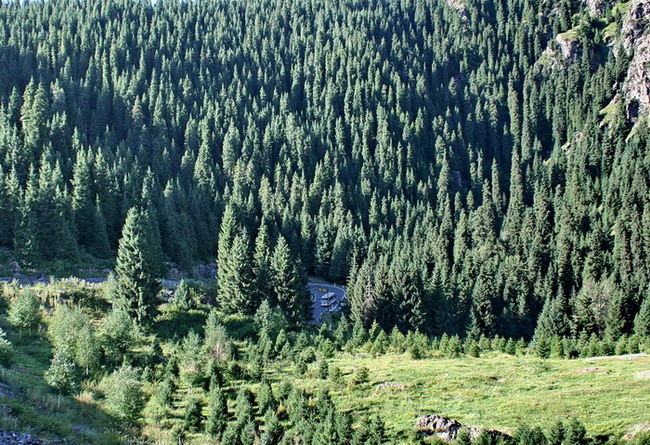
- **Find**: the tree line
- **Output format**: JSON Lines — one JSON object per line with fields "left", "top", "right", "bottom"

{"left": 0, "top": 0, "right": 648, "bottom": 341}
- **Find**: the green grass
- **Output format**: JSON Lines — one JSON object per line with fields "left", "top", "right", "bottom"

{"left": 270, "top": 352, "right": 650, "bottom": 442}
{"left": 0, "top": 319, "right": 130, "bottom": 444}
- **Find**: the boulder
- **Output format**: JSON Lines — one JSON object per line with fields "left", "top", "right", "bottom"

{"left": 416, "top": 414, "right": 463, "bottom": 441}
{"left": 416, "top": 414, "right": 511, "bottom": 442}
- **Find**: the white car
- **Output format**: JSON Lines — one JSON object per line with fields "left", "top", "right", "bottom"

{"left": 321, "top": 292, "right": 336, "bottom": 301}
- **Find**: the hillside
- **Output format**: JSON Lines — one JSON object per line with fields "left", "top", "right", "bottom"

{"left": 0, "top": 0, "right": 650, "bottom": 443}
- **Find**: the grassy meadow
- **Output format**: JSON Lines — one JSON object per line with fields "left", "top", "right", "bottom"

{"left": 271, "top": 352, "right": 650, "bottom": 442}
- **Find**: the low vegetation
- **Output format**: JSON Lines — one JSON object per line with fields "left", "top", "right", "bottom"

{"left": 0, "top": 279, "right": 649, "bottom": 444}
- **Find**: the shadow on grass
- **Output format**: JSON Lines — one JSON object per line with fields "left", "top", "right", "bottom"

{"left": 154, "top": 309, "right": 208, "bottom": 341}
{"left": 0, "top": 325, "right": 132, "bottom": 444}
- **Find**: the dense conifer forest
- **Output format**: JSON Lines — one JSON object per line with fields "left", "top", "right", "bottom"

{"left": 0, "top": 0, "right": 650, "bottom": 443}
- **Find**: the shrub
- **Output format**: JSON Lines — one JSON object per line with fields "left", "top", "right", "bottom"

{"left": 44, "top": 351, "right": 77, "bottom": 395}
{"left": 467, "top": 340, "right": 480, "bottom": 357}
{"left": 329, "top": 365, "right": 343, "bottom": 384}
{"left": 99, "top": 306, "right": 137, "bottom": 363}
{"left": 171, "top": 279, "right": 198, "bottom": 311}
{"left": 352, "top": 366, "right": 369, "bottom": 385}
{"left": 100, "top": 365, "right": 145, "bottom": 422}
{"left": 8, "top": 290, "right": 41, "bottom": 333}
{"left": 633, "top": 432, "right": 650, "bottom": 445}
{"left": 317, "top": 358, "right": 329, "bottom": 379}
{"left": 0, "top": 328, "right": 13, "bottom": 366}
{"left": 534, "top": 336, "right": 551, "bottom": 359}
{"left": 182, "top": 396, "right": 203, "bottom": 433}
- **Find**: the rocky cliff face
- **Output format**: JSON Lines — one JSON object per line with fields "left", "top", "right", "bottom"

{"left": 620, "top": 0, "right": 650, "bottom": 121}
{"left": 583, "top": 0, "right": 612, "bottom": 17}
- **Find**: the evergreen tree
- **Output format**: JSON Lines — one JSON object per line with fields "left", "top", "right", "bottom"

{"left": 271, "top": 236, "right": 310, "bottom": 324}
{"left": 7, "top": 291, "right": 41, "bottom": 333}
{"left": 115, "top": 207, "right": 162, "bottom": 323}
{"left": 635, "top": 297, "right": 650, "bottom": 337}
{"left": 219, "top": 231, "right": 256, "bottom": 314}
{"left": 44, "top": 351, "right": 77, "bottom": 395}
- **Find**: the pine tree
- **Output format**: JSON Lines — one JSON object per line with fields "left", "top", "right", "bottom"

{"left": 219, "top": 231, "right": 256, "bottom": 314}
{"left": 182, "top": 396, "right": 204, "bottom": 434}
{"left": 271, "top": 236, "right": 310, "bottom": 324}
{"left": 635, "top": 297, "right": 650, "bottom": 337}
{"left": 604, "top": 291, "right": 626, "bottom": 340}
{"left": 14, "top": 176, "right": 40, "bottom": 268}
{"left": 115, "top": 207, "right": 162, "bottom": 323}
{"left": 45, "top": 351, "right": 77, "bottom": 396}
{"left": 90, "top": 198, "right": 111, "bottom": 258}
{"left": 8, "top": 291, "right": 41, "bottom": 333}
{"left": 253, "top": 221, "right": 273, "bottom": 305}
{"left": 71, "top": 150, "right": 95, "bottom": 247}
{"left": 217, "top": 205, "right": 238, "bottom": 292}
{"left": 75, "top": 324, "right": 100, "bottom": 376}
{"left": 534, "top": 297, "right": 571, "bottom": 340}
{"left": 21, "top": 80, "right": 47, "bottom": 151}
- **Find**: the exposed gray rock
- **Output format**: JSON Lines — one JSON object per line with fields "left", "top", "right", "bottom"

{"left": 194, "top": 262, "right": 217, "bottom": 279}
{"left": 416, "top": 414, "right": 511, "bottom": 442}
{"left": 582, "top": 0, "right": 612, "bottom": 17}
{"left": 416, "top": 414, "right": 463, "bottom": 441}
{"left": 621, "top": 0, "right": 650, "bottom": 54}
{"left": 375, "top": 382, "right": 405, "bottom": 391}
{"left": 620, "top": 0, "right": 650, "bottom": 121}
{"left": 556, "top": 33, "right": 581, "bottom": 62}
{"left": 0, "top": 430, "right": 44, "bottom": 445}
{"left": 447, "top": 0, "right": 469, "bottom": 23}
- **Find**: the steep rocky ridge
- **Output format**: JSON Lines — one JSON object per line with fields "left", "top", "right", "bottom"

{"left": 620, "top": 0, "right": 650, "bottom": 121}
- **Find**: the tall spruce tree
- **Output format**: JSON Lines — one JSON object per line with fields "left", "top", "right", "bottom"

{"left": 115, "top": 207, "right": 162, "bottom": 323}
{"left": 271, "top": 236, "right": 310, "bottom": 324}
{"left": 218, "top": 231, "right": 256, "bottom": 314}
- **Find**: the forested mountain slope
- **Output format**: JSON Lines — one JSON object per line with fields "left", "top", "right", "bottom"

{"left": 0, "top": 0, "right": 649, "bottom": 340}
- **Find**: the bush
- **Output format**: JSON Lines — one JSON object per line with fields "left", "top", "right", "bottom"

{"left": 181, "top": 396, "right": 203, "bottom": 433}
{"left": 44, "top": 351, "right": 77, "bottom": 395}
{"left": 329, "top": 365, "right": 343, "bottom": 384}
{"left": 48, "top": 304, "right": 89, "bottom": 357}
{"left": 0, "top": 328, "right": 13, "bottom": 366}
{"left": 52, "top": 278, "right": 104, "bottom": 309}
{"left": 316, "top": 358, "right": 329, "bottom": 379}
{"left": 100, "top": 365, "right": 145, "bottom": 421}
{"left": 171, "top": 279, "right": 199, "bottom": 311}
{"left": 352, "top": 366, "right": 369, "bottom": 385}
{"left": 467, "top": 340, "right": 480, "bottom": 358}
{"left": 99, "top": 306, "right": 137, "bottom": 363}
{"left": 8, "top": 290, "right": 41, "bottom": 333}
{"left": 633, "top": 432, "right": 650, "bottom": 445}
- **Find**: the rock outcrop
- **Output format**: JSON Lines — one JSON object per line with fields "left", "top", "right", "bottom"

{"left": 416, "top": 414, "right": 511, "bottom": 442}
{"left": 620, "top": 0, "right": 650, "bottom": 121}
{"left": 447, "top": 0, "right": 469, "bottom": 24}
{"left": 0, "top": 430, "right": 45, "bottom": 445}
{"left": 583, "top": 0, "right": 612, "bottom": 18}
{"left": 556, "top": 32, "right": 581, "bottom": 62}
